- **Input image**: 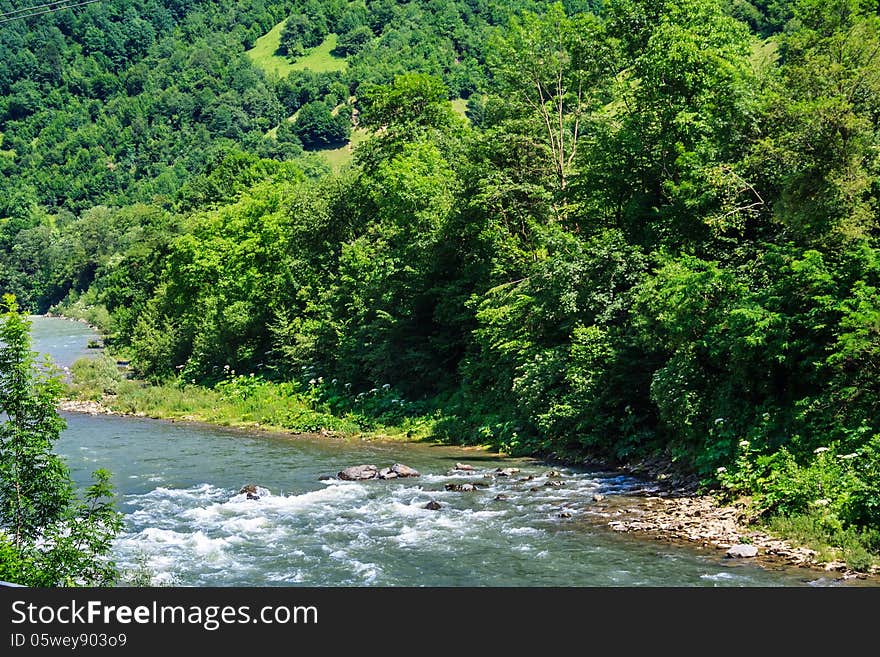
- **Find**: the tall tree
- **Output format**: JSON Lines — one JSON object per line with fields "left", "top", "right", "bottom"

{"left": 488, "top": 3, "right": 615, "bottom": 195}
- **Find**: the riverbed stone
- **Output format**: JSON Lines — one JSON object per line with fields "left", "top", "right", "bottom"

{"left": 424, "top": 500, "right": 442, "bottom": 510}
{"left": 495, "top": 467, "right": 520, "bottom": 477}
{"left": 377, "top": 468, "right": 398, "bottom": 479}
{"left": 726, "top": 544, "right": 759, "bottom": 559}
{"left": 390, "top": 463, "right": 420, "bottom": 478}
{"left": 454, "top": 463, "right": 475, "bottom": 471}
{"left": 338, "top": 464, "right": 379, "bottom": 481}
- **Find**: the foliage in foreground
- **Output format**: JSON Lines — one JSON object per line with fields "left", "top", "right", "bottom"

{"left": 0, "top": 296, "right": 122, "bottom": 586}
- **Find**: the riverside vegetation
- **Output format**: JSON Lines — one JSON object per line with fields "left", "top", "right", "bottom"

{"left": 1, "top": 0, "right": 879, "bottom": 573}
{"left": 0, "top": 298, "right": 122, "bottom": 585}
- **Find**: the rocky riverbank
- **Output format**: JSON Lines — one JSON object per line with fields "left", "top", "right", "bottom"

{"left": 585, "top": 489, "right": 878, "bottom": 581}
{"left": 58, "top": 398, "right": 116, "bottom": 415}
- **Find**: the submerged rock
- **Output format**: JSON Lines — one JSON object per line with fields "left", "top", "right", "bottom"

{"left": 338, "top": 464, "right": 379, "bottom": 481}
{"left": 726, "top": 544, "right": 759, "bottom": 559}
{"left": 239, "top": 484, "right": 267, "bottom": 500}
{"left": 424, "top": 500, "right": 442, "bottom": 510}
{"left": 544, "top": 480, "right": 564, "bottom": 487}
{"left": 493, "top": 494, "right": 508, "bottom": 501}
{"left": 546, "top": 470, "right": 563, "bottom": 478}
{"left": 445, "top": 483, "right": 479, "bottom": 492}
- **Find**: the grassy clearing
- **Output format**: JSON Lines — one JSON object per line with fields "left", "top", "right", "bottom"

{"left": 291, "top": 33, "right": 347, "bottom": 73}
{"left": 451, "top": 97, "right": 468, "bottom": 119}
{"left": 318, "top": 127, "right": 370, "bottom": 170}
{"left": 246, "top": 20, "right": 296, "bottom": 78}
{"left": 247, "top": 23, "right": 346, "bottom": 78}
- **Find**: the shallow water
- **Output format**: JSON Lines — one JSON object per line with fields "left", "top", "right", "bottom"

{"left": 28, "top": 314, "right": 100, "bottom": 369}
{"left": 30, "top": 315, "right": 844, "bottom": 586}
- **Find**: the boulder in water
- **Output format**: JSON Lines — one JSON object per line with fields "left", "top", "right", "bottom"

{"left": 338, "top": 464, "right": 379, "bottom": 481}
{"left": 424, "top": 500, "right": 442, "bottom": 510}
{"left": 377, "top": 468, "right": 399, "bottom": 480}
{"left": 454, "top": 463, "right": 475, "bottom": 471}
{"left": 239, "top": 484, "right": 266, "bottom": 500}
{"left": 391, "top": 463, "right": 420, "bottom": 478}
{"left": 495, "top": 467, "right": 520, "bottom": 477}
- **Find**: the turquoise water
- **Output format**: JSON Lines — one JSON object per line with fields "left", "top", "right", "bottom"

{"left": 31, "top": 316, "right": 845, "bottom": 587}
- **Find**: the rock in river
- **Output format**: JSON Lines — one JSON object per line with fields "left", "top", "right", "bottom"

{"left": 495, "top": 467, "right": 520, "bottom": 477}
{"left": 454, "top": 463, "right": 475, "bottom": 471}
{"left": 445, "top": 483, "right": 479, "bottom": 492}
{"left": 390, "top": 463, "right": 420, "bottom": 478}
{"left": 726, "top": 544, "right": 759, "bottom": 559}
{"left": 424, "top": 500, "right": 442, "bottom": 510}
{"left": 239, "top": 484, "right": 266, "bottom": 500}
{"left": 338, "top": 464, "right": 379, "bottom": 481}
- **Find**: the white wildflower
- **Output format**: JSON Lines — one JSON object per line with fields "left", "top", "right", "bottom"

{"left": 814, "top": 446, "right": 829, "bottom": 454}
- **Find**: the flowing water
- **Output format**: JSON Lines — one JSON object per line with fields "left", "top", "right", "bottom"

{"left": 29, "top": 315, "right": 848, "bottom": 587}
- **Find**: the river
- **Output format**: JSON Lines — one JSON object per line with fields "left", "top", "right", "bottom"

{"left": 29, "top": 315, "right": 843, "bottom": 586}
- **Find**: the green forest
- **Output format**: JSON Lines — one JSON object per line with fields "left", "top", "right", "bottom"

{"left": 2, "top": 0, "right": 879, "bottom": 568}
